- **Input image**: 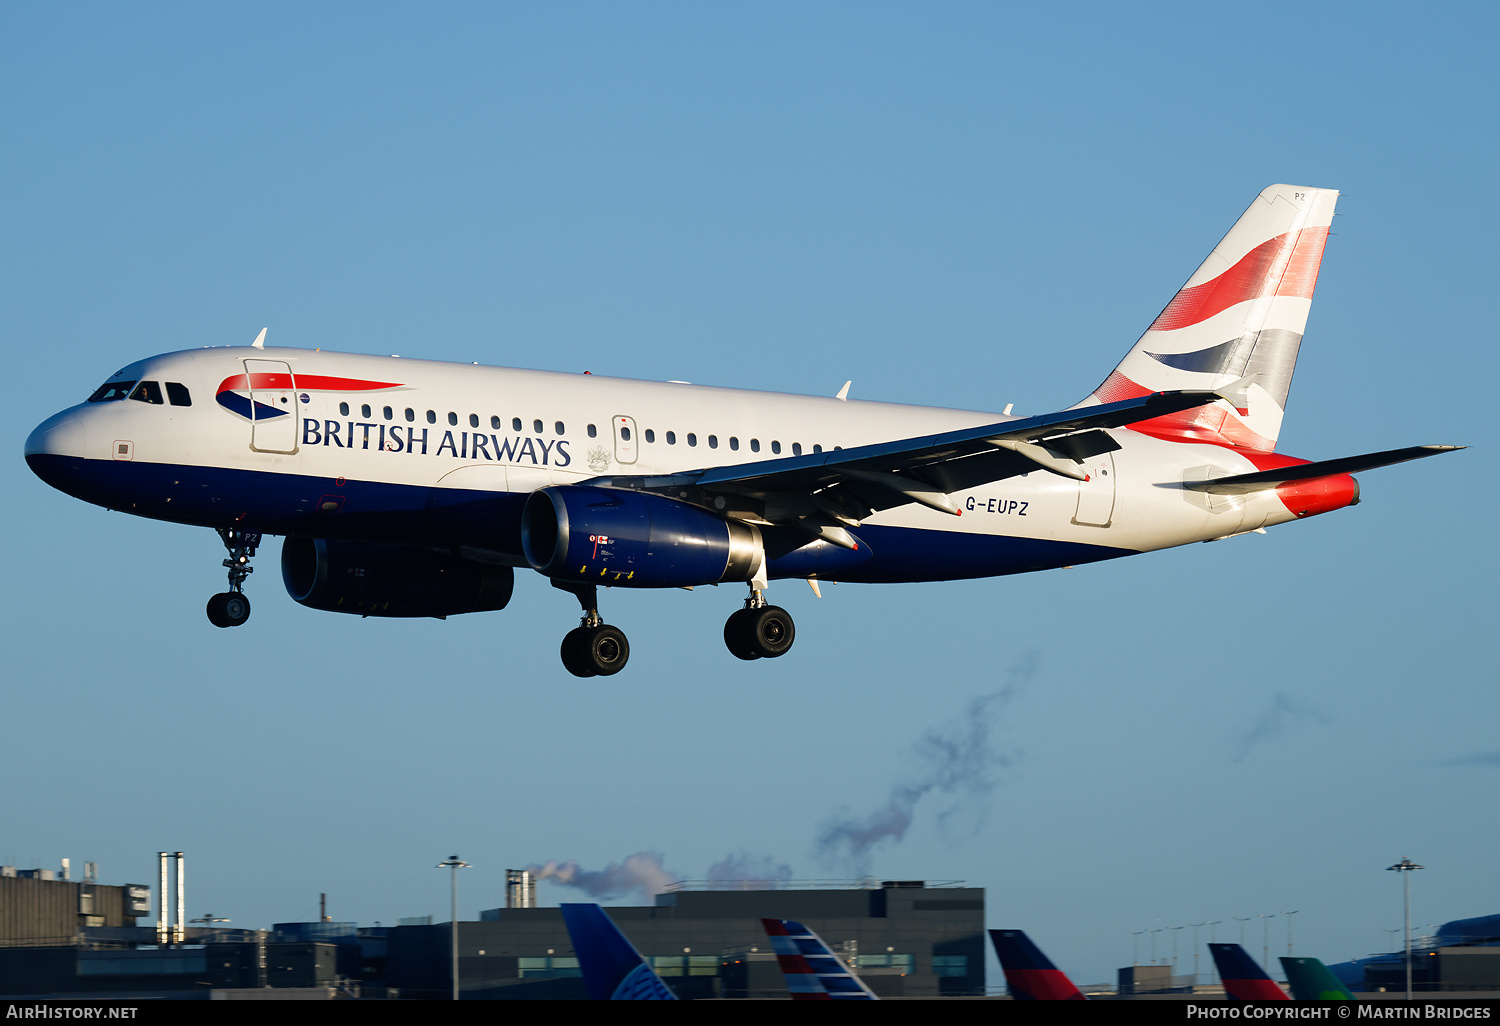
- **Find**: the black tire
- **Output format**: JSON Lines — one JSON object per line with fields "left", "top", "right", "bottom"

{"left": 206, "top": 592, "right": 251, "bottom": 628}
{"left": 560, "top": 627, "right": 597, "bottom": 678}
{"left": 745, "top": 605, "right": 795, "bottom": 658}
{"left": 723, "top": 608, "right": 761, "bottom": 661}
{"left": 583, "top": 624, "right": 630, "bottom": 676}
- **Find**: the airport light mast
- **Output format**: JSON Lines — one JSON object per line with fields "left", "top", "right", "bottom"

{"left": 1387, "top": 857, "right": 1424, "bottom": 1001}
{"left": 437, "top": 854, "right": 471, "bottom": 1001}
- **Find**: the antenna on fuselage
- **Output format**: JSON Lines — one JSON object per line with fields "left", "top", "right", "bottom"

{"left": 251, "top": 327, "right": 267, "bottom": 349}
{"left": 835, "top": 380, "right": 851, "bottom": 401}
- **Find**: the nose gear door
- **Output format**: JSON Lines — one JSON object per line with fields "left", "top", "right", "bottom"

{"left": 244, "top": 359, "right": 298, "bottom": 454}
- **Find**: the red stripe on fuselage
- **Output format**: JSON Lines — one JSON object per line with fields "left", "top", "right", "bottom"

{"left": 217, "top": 374, "right": 403, "bottom": 395}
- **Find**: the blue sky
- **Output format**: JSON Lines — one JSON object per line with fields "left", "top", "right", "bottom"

{"left": 3, "top": 2, "right": 1494, "bottom": 987}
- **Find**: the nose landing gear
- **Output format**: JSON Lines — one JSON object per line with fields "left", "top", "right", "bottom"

{"left": 207, "top": 528, "right": 258, "bottom": 629}
{"left": 724, "top": 587, "right": 795, "bottom": 660}
{"left": 553, "top": 580, "right": 630, "bottom": 677}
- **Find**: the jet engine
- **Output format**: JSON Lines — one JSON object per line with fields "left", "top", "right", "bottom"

{"left": 521, "top": 486, "right": 764, "bottom": 588}
{"left": 281, "top": 537, "right": 514, "bottom": 618}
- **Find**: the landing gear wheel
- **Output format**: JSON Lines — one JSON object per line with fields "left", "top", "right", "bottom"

{"left": 561, "top": 627, "right": 597, "bottom": 678}
{"left": 723, "top": 608, "right": 761, "bottom": 661}
{"left": 582, "top": 624, "right": 629, "bottom": 676}
{"left": 207, "top": 592, "right": 251, "bottom": 628}
{"left": 725, "top": 605, "right": 795, "bottom": 659}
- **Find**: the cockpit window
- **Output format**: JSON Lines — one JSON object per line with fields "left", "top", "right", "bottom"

{"left": 87, "top": 380, "right": 137, "bottom": 403}
{"left": 129, "top": 381, "right": 165, "bottom": 405}
{"left": 166, "top": 382, "right": 191, "bottom": 407}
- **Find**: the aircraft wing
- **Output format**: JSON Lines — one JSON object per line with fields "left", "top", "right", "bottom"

{"left": 593, "top": 389, "right": 1228, "bottom": 539}
{"left": 1182, "top": 444, "right": 1463, "bottom": 494}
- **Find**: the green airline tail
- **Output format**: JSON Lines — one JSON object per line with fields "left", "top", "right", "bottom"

{"left": 1280, "top": 957, "right": 1355, "bottom": 1000}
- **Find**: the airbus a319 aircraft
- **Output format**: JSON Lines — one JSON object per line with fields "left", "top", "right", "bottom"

{"left": 25, "top": 185, "right": 1459, "bottom": 677}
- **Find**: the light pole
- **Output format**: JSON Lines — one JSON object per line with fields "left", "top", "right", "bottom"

{"left": 1387, "top": 857, "right": 1424, "bottom": 1001}
{"left": 437, "top": 854, "right": 471, "bottom": 1001}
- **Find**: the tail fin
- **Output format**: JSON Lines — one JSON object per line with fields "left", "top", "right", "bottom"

{"left": 1209, "top": 943, "right": 1290, "bottom": 1000}
{"left": 559, "top": 903, "right": 677, "bottom": 1000}
{"left": 1078, "top": 184, "right": 1339, "bottom": 452}
{"left": 760, "top": 918, "right": 878, "bottom": 1000}
{"left": 1280, "top": 956, "right": 1356, "bottom": 1000}
{"left": 988, "top": 929, "right": 1086, "bottom": 1000}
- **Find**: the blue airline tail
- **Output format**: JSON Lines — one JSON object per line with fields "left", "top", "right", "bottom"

{"left": 761, "top": 918, "right": 878, "bottom": 1000}
{"left": 559, "top": 903, "right": 677, "bottom": 1000}
{"left": 1209, "top": 943, "right": 1289, "bottom": 1001}
{"left": 988, "top": 929, "right": 1086, "bottom": 1000}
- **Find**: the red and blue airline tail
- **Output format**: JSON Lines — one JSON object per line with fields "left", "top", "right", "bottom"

{"left": 1076, "top": 184, "right": 1339, "bottom": 454}
{"left": 988, "top": 929, "right": 1086, "bottom": 1000}
{"left": 760, "top": 918, "right": 878, "bottom": 1000}
{"left": 1209, "top": 943, "right": 1290, "bottom": 1001}
{"left": 559, "top": 903, "right": 677, "bottom": 1001}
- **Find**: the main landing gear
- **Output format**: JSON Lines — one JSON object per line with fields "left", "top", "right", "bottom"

{"left": 207, "top": 528, "right": 258, "bottom": 629}
{"left": 724, "top": 587, "right": 795, "bottom": 661}
{"left": 553, "top": 581, "right": 630, "bottom": 678}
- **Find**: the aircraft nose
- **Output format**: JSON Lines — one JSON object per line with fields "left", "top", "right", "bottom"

{"left": 25, "top": 410, "right": 88, "bottom": 459}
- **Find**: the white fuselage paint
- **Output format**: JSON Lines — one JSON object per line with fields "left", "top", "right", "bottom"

{"left": 28, "top": 345, "right": 1305, "bottom": 578}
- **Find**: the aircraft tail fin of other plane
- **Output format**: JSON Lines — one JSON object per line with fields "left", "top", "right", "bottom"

{"left": 1210, "top": 942, "right": 1290, "bottom": 1000}
{"left": 560, "top": 903, "right": 677, "bottom": 1000}
{"left": 1281, "top": 956, "right": 1356, "bottom": 1000}
{"left": 760, "top": 918, "right": 878, "bottom": 1000}
{"left": 1077, "top": 184, "right": 1339, "bottom": 453}
{"left": 988, "top": 929, "right": 1086, "bottom": 1000}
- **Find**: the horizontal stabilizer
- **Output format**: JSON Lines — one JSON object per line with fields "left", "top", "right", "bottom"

{"left": 1183, "top": 445, "right": 1464, "bottom": 494}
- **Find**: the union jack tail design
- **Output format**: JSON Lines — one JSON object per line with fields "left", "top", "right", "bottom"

{"left": 988, "top": 929, "right": 1086, "bottom": 1000}
{"left": 1209, "top": 942, "right": 1290, "bottom": 1001}
{"left": 1077, "top": 184, "right": 1339, "bottom": 452}
{"left": 760, "top": 918, "right": 878, "bottom": 1000}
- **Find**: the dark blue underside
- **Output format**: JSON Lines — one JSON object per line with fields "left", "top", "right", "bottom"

{"left": 26, "top": 455, "right": 1134, "bottom": 583}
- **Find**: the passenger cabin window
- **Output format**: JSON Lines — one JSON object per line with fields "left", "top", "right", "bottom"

{"left": 729, "top": 437, "right": 739, "bottom": 451}
{"left": 491, "top": 415, "right": 501, "bottom": 429}
{"left": 587, "top": 424, "right": 597, "bottom": 438}
{"left": 750, "top": 439, "right": 759, "bottom": 452}
{"left": 644, "top": 429, "right": 655, "bottom": 443}
{"left": 165, "top": 383, "right": 192, "bottom": 407}
{"left": 448, "top": 412, "right": 458, "bottom": 426}
{"left": 687, "top": 433, "right": 697, "bottom": 447}
{"left": 792, "top": 443, "right": 803, "bottom": 455}
{"left": 129, "top": 381, "right": 164, "bottom": 405}
{"left": 533, "top": 419, "right": 543, "bottom": 434}
{"left": 340, "top": 402, "right": 350, "bottom": 416}
{"left": 427, "top": 410, "right": 436, "bottom": 424}
{"left": 666, "top": 431, "right": 676, "bottom": 445}
{"left": 87, "top": 381, "right": 136, "bottom": 403}
{"left": 512, "top": 417, "right": 522, "bottom": 431}
{"left": 361, "top": 404, "right": 372, "bottom": 418}
{"left": 813, "top": 444, "right": 822, "bottom": 453}
{"left": 383, "top": 407, "right": 393, "bottom": 421}
{"left": 406, "top": 408, "right": 416, "bottom": 422}
{"left": 620, "top": 426, "right": 631, "bottom": 441}
{"left": 708, "top": 435, "right": 718, "bottom": 449}
{"left": 771, "top": 440, "right": 781, "bottom": 454}
{"left": 555, "top": 421, "right": 565, "bottom": 436}
{"left": 470, "top": 414, "right": 480, "bottom": 428}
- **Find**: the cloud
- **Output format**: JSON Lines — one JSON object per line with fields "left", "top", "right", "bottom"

{"left": 812, "top": 650, "right": 1038, "bottom": 873}
{"left": 704, "top": 851, "right": 794, "bottom": 889}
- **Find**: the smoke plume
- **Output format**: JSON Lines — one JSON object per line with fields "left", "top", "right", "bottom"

{"left": 813, "top": 650, "right": 1038, "bottom": 872}
{"left": 1230, "top": 692, "right": 1330, "bottom": 763}
{"left": 704, "top": 850, "right": 794, "bottom": 889}
{"left": 525, "top": 851, "right": 677, "bottom": 902}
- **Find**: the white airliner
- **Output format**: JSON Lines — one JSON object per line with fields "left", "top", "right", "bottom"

{"left": 25, "top": 185, "right": 1459, "bottom": 677}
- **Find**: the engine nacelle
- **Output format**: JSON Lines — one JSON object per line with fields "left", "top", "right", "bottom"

{"left": 521, "top": 486, "right": 764, "bottom": 588}
{"left": 281, "top": 537, "right": 514, "bottom": 618}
